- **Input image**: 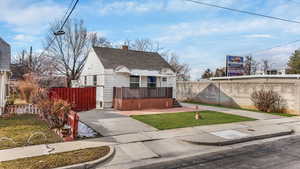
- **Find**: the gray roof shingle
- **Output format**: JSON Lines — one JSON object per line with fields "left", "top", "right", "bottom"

{"left": 0, "top": 37, "right": 10, "bottom": 71}
{"left": 93, "top": 46, "right": 173, "bottom": 71}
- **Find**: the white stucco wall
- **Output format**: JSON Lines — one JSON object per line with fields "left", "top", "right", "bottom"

{"left": 177, "top": 78, "right": 300, "bottom": 115}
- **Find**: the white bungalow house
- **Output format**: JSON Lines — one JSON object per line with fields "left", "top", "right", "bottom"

{"left": 0, "top": 37, "right": 11, "bottom": 115}
{"left": 78, "top": 45, "right": 177, "bottom": 110}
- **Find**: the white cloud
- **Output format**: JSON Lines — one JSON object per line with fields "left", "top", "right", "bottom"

{"left": 254, "top": 45, "right": 299, "bottom": 69}
{"left": 88, "top": 30, "right": 110, "bottom": 37}
{"left": 98, "top": 0, "right": 237, "bottom": 15}
{"left": 99, "top": 1, "right": 164, "bottom": 15}
{"left": 164, "top": 0, "right": 202, "bottom": 12}
{"left": 155, "top": 19, "right": 270, "bottom": 43}
{"left": 165, "top": 0, "right": 237, "bottom": 12}
{"left": 244, "top": 34, "right": 273, "bottom": 39}
{"left": 13, "top": 34, "right": 35, "bottom": 42}
{"left": 0, "top": 0, "right": 65, "bottom": 34}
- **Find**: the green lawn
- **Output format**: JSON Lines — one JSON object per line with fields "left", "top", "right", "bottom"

{"left": 0, "top": 146, "right": 110, "bottom": 169}
{"left": 131, "top": 111, "right": 256, "bottom": 130}
{"left": 0, "top": 114, "right": 62, "bottom": 150}
{"left": 185, "top": 101, "right": 296, "bottom": 117}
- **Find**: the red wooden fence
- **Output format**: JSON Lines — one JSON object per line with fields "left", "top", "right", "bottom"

{"left": 49, "top": 87, "right": 96, "bottom": 111}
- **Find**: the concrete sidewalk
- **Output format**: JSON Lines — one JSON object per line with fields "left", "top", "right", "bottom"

{"left": 1, "top": 116, "right": 299, "bottom": 168}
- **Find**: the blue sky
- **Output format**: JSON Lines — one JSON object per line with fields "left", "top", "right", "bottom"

{"left": 1, "top": 0, "right": 300, "bottom": 79}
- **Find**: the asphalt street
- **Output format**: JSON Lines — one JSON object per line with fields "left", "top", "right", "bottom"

{"left": 134, "top": 136, "right": 300, "bottom": 169}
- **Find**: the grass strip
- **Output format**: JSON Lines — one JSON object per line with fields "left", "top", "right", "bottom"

{"left": 132, "top": 111, "right": 256, "bottom": 130}
{"left": 185, "top": 101, "right": 296, "bottom": 117}
{"left": 0, "top": 114, "right": 62, "bottom": 150}
{"left": 0, "top": 146, "right": 110, "bottom": 169}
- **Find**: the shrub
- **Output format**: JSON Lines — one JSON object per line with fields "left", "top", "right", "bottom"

{"left": 31, "top": 89, "right": 72, "bottom": 129}
{"left": 16, "top": 75, "right": 39, "bottom": 103}
{"left": 251, "top": 89, "right": 286, "bottom": 113}
{"left": 16, "top": 75, "right": 72, "bottom": 130}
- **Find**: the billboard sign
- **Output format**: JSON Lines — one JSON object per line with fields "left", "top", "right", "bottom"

{"left": 226, "top": 55, "right": 244, "bottom": 76}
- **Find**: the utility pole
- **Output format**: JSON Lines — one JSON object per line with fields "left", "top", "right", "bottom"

{"left": 21, "top": 50, "right": 25, "bottom": 64}
{"left": 225, "top": 56, "right": 228, "bottom": 76}
{"left": 249, "top": 55, "right": 252, "bottom": 75}
{"left": 29, "top": 46, "right": 32, "bottom": 71}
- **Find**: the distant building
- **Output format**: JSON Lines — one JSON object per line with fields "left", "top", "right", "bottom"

{"left": 0, "top": 37, "right": 11, "bottom": 115}
{"left": 255, "top": 68, "right": 286, "bottom": 75}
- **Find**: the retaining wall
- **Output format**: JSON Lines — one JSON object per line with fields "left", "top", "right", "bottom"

{"left": 177, "top": 78, "right": 300, "bottom": 115}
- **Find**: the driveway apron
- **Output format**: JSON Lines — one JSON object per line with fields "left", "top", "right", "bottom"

{"left": 79, "top": 109, "right": 157, "bottom": 136}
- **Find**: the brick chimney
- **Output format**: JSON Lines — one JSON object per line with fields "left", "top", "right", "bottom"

{"left": 122, "top": 45, "right": 129, "bottom": 50}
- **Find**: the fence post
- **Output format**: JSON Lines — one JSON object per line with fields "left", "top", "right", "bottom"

{"left": 73, "top": 112, "right": 79, "bottom": 139}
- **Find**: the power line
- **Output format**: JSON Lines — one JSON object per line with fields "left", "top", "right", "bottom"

{"left": 185, "top": 0, "right": 300, "bottom": 56}
{"left": 245, "top": 39, "right": 300, "bottom": 55}
{"left": 62, "top": 0, "right": 76, "bottom": 22}
{"left": 38, "top": 0, "right": 80, "bottom": 58}
{"left": 185, "top": 0, "right": 300, "bottom": 24}
{"left": 60, "top": 0, "right": 79, "bottom": 31}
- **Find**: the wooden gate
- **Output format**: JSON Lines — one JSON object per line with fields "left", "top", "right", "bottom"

{"left": 49, "top": 87, "right": 96, "bottom": 111}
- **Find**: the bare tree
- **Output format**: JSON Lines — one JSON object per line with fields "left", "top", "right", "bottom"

{"left": 45, "top": 19, "right": 103, "bottom": 87}
{"left": 214, "top": 67, "right": 226, "bottom": 77}
{"left": 244, "top": 56, "right": 259, "bottom": 75}
{"left": 124, "top": 38, "right": 164, "bottom": 53}
{"left": 125, "top": 38, "right": 190, "bottom": 80}
{"left": 244, "top": 56, "right": 252, "bottom": 75}
{"left": 262, "top": 59, "right": 270, "bottom": 74}
{"left": 11, "top": 47, "right": 54, "bottom": 80}
{"left": 202, "top": 68, "right": 213, "bottom": 79}
{"left": 167, "top": 53, "right": 191, "bottom": 81}
{"left": 251, "top": 60, "right": 259, "bottom": 75}
{"left": 91, "top": 34, "right": 112, "bottom": 47}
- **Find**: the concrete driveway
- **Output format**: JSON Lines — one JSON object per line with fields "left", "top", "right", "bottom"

{"left": 79, "top": 109, "right": 157, "bottom": 137}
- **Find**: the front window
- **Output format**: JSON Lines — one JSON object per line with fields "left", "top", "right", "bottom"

{"left": 130, "top": 76, "right": 140, "bottom": 88}
{"left": 84, "top": 76, "right": 87, "bottom": 86}
{"left": 147, "top": 76, "right": 157, "bottom": 88}
{"left": 93, "top": 75, "right": 97, "bottom": 86}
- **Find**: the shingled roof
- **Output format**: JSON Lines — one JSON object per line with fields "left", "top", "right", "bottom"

{"left": 93, "top": 46, "right": 173, "bottom": 71}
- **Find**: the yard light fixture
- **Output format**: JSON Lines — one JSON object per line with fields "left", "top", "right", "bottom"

{"left": 53, "top": 30, "right": 65, "bottom": 36}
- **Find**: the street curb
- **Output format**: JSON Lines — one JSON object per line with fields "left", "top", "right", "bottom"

{"left": 54, "top": 146, "right": 115, "bottom": 169}
{"left": 181, "top": 130, "right": 294, "bottom": 146}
